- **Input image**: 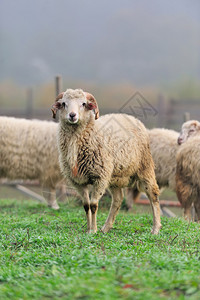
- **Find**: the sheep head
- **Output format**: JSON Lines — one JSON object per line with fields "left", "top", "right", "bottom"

{"left": 178, "top": 120, "right": 200, "bottom": 145}
{"left": 51, "top": 89, "right": 99, "bottom": 124}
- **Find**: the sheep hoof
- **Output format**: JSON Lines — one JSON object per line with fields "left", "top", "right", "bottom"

{"left": 87, "top": 229, "right": 97, "bottom": 234}
{"left": 151, "top": 225, "right": 161, "bottom": 235}
{"left": 101, "top": 224, "right": 112, "bottom": 233}
{"left": 48, "top": 204, "right": 60, "bottom": 210}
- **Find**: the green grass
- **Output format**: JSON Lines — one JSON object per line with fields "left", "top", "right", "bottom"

{"left": 0, "top": 199, "right": 200, "bottom": 300}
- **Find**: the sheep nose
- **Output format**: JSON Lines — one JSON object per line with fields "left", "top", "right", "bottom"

{"left": 177, "top": 137, "right": 183, "bottom": 145}
{"left": 69, "top": 112, "right": 76, "bottom": 119}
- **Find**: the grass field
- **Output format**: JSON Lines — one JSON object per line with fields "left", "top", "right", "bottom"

{"left": 0, "top": 198, "right": 200, "bottom": 300}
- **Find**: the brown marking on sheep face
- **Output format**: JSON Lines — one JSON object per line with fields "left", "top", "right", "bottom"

{"left": 90, "top": 204, "right": 97, "bottom": 214}
{"left": 190, "top": 121, "right": 198, "bottom": 127}
{"left": 72, "top": 163, "right": 78, "bottom": 177}
{"left": 84, "top": 204, "right": 90, "bottom": 214}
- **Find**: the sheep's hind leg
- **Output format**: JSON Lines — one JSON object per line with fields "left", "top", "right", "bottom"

{"left": 101, "top": 187, "right": 123, "bottom": 233}
{"left": 176, "top": 177, "right": 193, "bottom": 221}
{"left": 126, "top": 187, "right": 141, "bottom": 211}
{"left": 141, "top": 179, "right": 161, "bottom": 234}
{"left": 148, "top": 192, "right": 161, "bottom": 234}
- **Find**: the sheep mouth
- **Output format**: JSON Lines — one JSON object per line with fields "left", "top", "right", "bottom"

{"left": 67, "top": 118, "right": 78, "bottom": 124}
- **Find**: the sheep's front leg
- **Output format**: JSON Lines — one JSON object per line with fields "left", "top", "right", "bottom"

{"left": 90, "top": 184, "right": 107, "bottom": 233}
{"left": 43, "top": 187, "right": 60, "bottom": 210}
{"left": 76, "top": 186, "right": 92, "bottom": 233}
{"left": 194, "top": 200, "right": 200, "bottom": 222}
{"left": 101, "top": 187, "right": 123, "bottom": 233}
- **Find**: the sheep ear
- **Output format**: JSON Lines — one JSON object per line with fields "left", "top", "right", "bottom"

{"left": 51, "top": 102, "right": 62, "bottom": 119}
{"left": 192, "top": 121, "right": 200, "bottom": 129}
{"left": 87, "top": 102, "right": 97, "bottom": 111}
{"left": 84, "top": 92, "right": 99, "bottom": 120}
{"left": 51, "top": 92, "right": 64, "bottom": 119}
{"left": 194, "top": 121, "right": 200, "bottom": 132}
{"left": 191, "top": 121, "right": 197, "bottom": 127}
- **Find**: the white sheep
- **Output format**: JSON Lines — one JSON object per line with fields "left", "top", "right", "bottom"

{"left": 51, "top": 88, "right": 161, "bottom": 234}
{"left": 176, "top": 120, "right": 200, "bottom": 220}
{"left": 126, "top": 128, "right": 179, "bottom": 210}
{"left": 177, "top": 120, "right": 200, "bottom": 145}
{"left": 0, "top": 116, "right": 63, "bottom": 209}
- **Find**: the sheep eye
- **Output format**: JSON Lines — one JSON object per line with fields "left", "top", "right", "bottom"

{"left": 62, "top": 102, "right": 65, "bottom": 108}
{"left": 82, "top": 102, "right": 86, "bottom": 107}
{"left": 189, "top": 129, "right": 195, "bottom": 133}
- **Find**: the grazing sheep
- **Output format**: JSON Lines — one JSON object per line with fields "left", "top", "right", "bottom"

{"left": 126, "top": 128, "right": 179, "bottom": 210}
{"left": 176, "top": 120, "right": 200, "bottom": 220}
{"left": 0, "top": 117, "right": 63, "bottom": 209}
{"left": 51, "top": 88, "right": 161, "bottom": 234}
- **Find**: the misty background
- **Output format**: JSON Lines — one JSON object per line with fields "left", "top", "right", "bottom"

{"left": 0, "top": 0, "right": 200, "bottom": 127}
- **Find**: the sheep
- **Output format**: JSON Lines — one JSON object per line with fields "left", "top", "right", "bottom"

{"left": 176, "top": 120, "right": 200, "bottom": 220}
{"left": 126, "top": 128, "right": 179, "bottom": 210}
{"left": 51, "top": 88, "right": 161, "bottom": 234}
{"left": 177, "top": 120, "right": 200, "bottom": 145}
{"left": 0, "top": 116, "right": 64, "bottom": 209}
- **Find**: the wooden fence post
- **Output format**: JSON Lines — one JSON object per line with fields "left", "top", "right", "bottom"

{"left": 157, "top": 94, "right": 165, "bottom": 127}
{"left": 183, "top": 112, "right": 190, "bottom": 122}
{"left": 54, "top": 75, "right": 66, "bottom": 202}
{"left": 54, "top": 76, "right": 63, "bottom": 123}
{"left": 26, "top": 88, "right": 33, "bottom": 119}
{"left": 55, "top": 75, "right": 62, "bottom": 97}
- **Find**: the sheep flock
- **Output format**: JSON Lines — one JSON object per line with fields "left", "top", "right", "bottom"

{"left": 0, "top": 117, "right": 62, "bottom": 210}
{"left": 1, "top": 89, "right": 200, "bottom": 235}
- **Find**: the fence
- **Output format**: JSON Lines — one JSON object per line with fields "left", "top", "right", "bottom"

{"left": 0, "top": 75, "right": 62, "bottom": 121}
{"left": 156, "top": 97, "right": 200, "bottom": 129}
{"left": 1, "top": 90, "right": 199, "bottom": 130}
{"left": 0, "top": 76, "right": 199, "bottom": 217}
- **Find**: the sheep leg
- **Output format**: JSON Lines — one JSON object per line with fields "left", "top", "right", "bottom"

{"left": 57, "top": 184, "right": 67, "bottom": 202}
{"left": 142, "top": 179, "right": 161, "bottom": 234}
{"left": 76, "top": 186, "right": 92, "bottom": 233}
{"left": 125, "top": 188, "right": 134, "bottom": 210}
{"left": 83, "top": 188, "right": 92, "bottom": 233}
{"left": 176, "top": 178, "right": 193, "bottom": 221}
{"left": 194, "top": 199, "right": 200, "bottom": 221}
{"left": 149, "top": 194, "right": 161, "bottom": 234}
{"left": 125, "top": 187, "right": 141, "bottom": 211}
{"left": 183, "top": 204, "right": 193, "bottom": 221}
{"left": 90, "top": 184, "right": 107, "bottom": 233}
{"left": 101, "top": 187, "right": 123, "bottom": 233}
{"left": 43, "top": 188, "right": 60, "bottom": 210}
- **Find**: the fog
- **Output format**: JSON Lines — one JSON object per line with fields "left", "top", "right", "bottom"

{"left": 1, "top": 0, "right": 199, "bottom": 86}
